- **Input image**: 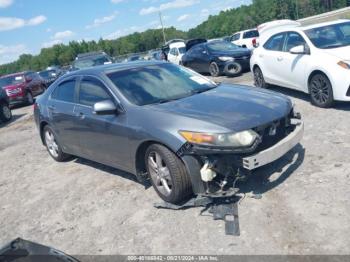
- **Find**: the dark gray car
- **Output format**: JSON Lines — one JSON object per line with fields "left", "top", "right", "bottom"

{"left": 34, "top": 61, "right": 304, "bottom": 204}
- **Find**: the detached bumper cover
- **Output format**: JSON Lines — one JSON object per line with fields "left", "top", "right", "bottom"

{"left": 242, "top": 120, "right": 304, "bottom": 170}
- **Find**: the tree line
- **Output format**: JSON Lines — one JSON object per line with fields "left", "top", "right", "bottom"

{"left": 0, "top": 0, "right": 347, "bottom": 75}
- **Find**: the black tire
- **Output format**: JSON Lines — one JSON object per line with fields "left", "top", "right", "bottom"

{"left": 209, "top": 62, "right": 220, "bottom": 77}
{"left": 43, "top": 125, "right": 71, "bottom": 162}
{"left": 224, "top": 62, "right": 242, "bottom": 77}
{"left": 145, "top": 144, "right": 193, "bottom": 204}
{"left": 0, "top": 103, "right": 12, "bottom": 122}
{"left": 26, "top": 92, "right": 34, "bottom": 105}
{"left": 309, "top": 73, "right": 334, "bottom": 108}
{"left": 253, "top": 66, "right": 268, "bottom": 88}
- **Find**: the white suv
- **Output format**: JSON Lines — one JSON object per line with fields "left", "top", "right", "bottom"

{"left": 231, "top": 29, "right": 259, "bottom": 49}
{"left": 168, "top": 42, "right": 186, "bottom": 65}
{"left": 251, "top": 19, "right": 350, "bottom": 108}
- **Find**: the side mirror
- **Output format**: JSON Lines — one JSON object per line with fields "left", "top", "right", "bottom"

{"left": 290, "top": 45, "right": 309, "bottom": 55}
{"left": 93, "top": 100, "right": 118, "bottom": 115}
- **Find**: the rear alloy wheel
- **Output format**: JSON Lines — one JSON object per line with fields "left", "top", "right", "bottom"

{"left": 43, "top": 125, "right": 71, "bottom": 162}
{"left": 0, "top": 103, "right": 12, "bottom": 122}
{"left": 309, "top": 73, "right": 334, "bottom": 108}
{"left": 209, "top": 62, "right": 220, "bottom": 77}
{"left": 26, "top": 92, "right": 34, "bottom": 105}
{"left": 145, "top": 144, "right": 192, "bottom": 204}
{"left": 253, "top": 66, "right": 268, "bottom": 88}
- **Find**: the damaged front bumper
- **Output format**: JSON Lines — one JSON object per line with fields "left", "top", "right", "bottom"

{"left": 242, "top": 120, "right": 304, "bottom": 170}
{"left": 180, "top": 117, "right": 304, "bottom": 197}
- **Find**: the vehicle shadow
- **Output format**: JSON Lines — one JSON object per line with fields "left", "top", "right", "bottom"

{"left": 237, "top": 144, "right": 306, "bottom": 195}
{"left": 73, "top": 157, "right": 151, "bottom": 189}
{"left": 268, "top": 85, "right": 350, "bottom": 111}
{"left": 0, "top": 114, "right": 26, "bottom": 128}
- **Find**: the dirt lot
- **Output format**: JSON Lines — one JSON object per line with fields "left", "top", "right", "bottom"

{"left": 1, "top": 72, "right": 350, "bottom": 255}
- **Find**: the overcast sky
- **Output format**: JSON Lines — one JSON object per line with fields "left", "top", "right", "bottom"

{"left": 0, "top": 0, "right": 251, "bottom": 65}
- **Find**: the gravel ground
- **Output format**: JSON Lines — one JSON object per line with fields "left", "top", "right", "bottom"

{"left": 0, "top": 72, "right": 349, "bottom": 255}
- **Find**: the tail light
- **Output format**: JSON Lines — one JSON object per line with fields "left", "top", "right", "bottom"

{"left": 252, "top": 38, "right": 257, "bottom": 47}
{"left": 33, "top": 103, "right": 38, "bottom": 111}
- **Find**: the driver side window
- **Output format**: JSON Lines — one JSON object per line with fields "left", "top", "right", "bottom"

{"left": 264, "top": 33, "right": 286, "bottom": 51}
{"left": 285, "top": 32, "right": 307, "bottom": 52}
{"left": 78, "top": 77, "right": 112, "bottom": 107}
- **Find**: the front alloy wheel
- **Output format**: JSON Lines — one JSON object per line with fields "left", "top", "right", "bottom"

{"left": 148, "top": 151, "right": 173, "bottom": 197}
{"left": 309, "top": 73, "right": 334, "bottom": 108}
{"left": 145, "top": 144, "right": 192, "bottom": 204}
{"left": 0, "top": 104, "right": 12, "bottom": 122}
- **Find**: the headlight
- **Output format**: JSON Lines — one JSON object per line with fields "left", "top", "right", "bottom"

{"left": 337, "top": 61, "right": 350, "bottom": 69}
{"left": 179, "top": 130, "right": 258, "bottom": 148}
{"left": 218, "top": 56, "right": 235, "bottom": 62}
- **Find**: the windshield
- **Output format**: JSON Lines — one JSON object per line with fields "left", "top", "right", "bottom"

{"left": 39, "top": 70, "right": 56, "bottom": 78}
{"left": 74, "top": 56, "right": 111, "bottom": 69}
{"left": 0, "top": 75, "right": 25, "bottom": 87}
{"left": 304, "top": 21, "right": 350, "bottom": 49}
{"left": 207, "top": 41, "right": 240, "bottom": 52}
{"left": 107, "top": 63, "right": 217, "bottom": 106}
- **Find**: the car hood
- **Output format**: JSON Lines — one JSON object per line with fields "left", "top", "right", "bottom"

{"left": 152, "top": 84, "right": 292, "bottom": 132}
{"left": 1, "top": 83, "right": 24, "bottom": 90}
{"left": 211, "top": 49, "right": 251, "bottom": 58}
{"left": 323, "top": 45, "right": 350, "bottom": 60}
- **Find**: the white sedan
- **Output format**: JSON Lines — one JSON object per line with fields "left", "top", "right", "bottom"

{"left": 250, "top": 19, "right": 350, "bottom": 108}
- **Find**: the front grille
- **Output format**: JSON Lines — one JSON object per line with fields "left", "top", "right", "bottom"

{"left": 6, "top": 89, "right": 21, "bottom": 95}
{"left": 254, "top": 112, "right": 295, "bottom": 153}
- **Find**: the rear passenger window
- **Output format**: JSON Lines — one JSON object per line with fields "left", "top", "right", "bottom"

{"left": 79, "top": 77, "right": 111, "bottom": 107}
{"left": 51, "top": 80, "right": 75, "bottom": 103}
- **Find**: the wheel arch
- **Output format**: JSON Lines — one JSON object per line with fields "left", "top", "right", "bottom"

{"left": 307, "top": 69, "right": 331, "bottom": 94}
{"left": 39, "top": 121, "right": 49, "bottom": 145}
{"left": 134, "top": 140, "right": 183, "bottom": 175}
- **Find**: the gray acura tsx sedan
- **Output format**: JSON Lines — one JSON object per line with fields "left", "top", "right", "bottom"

{"left": 34, "top": 61, "right": 304, "bottom": 204}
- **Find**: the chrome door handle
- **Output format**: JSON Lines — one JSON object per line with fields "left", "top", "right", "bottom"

{"left": 277, "top": 57, "right": 283, "bottom": 61}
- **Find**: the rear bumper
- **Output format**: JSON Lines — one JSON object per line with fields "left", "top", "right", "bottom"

{"left": 242, "top": 120, "right": 304, "bottom": 170}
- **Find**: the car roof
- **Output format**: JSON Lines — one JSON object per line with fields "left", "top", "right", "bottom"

{"left": 0, "top": 72, "right": 27, "bottom": 78}
{"left": 67, "top": 61, "right": 166, "bottom": 77}
{"left": 301, "top": 19, "right": 349, "bottom": 30}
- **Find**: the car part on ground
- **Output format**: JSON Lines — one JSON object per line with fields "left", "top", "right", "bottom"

{"left": 34, "top": 61, "right": 303, "bottom": 204}
{"left": 251, "top": 19, "right": 350, "bottom": 108}
{"left": 155, "top": 195, "right": 240, "bottom": 236}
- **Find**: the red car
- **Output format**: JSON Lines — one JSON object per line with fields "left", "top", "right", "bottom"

{"left": 0, "top": 71, "right": 46, "bottom": 106}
